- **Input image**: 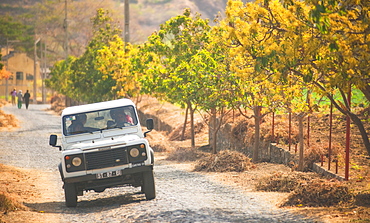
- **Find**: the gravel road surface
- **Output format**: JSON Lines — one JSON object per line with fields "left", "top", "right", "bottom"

{"left": 0, "top": 104, "right": 320, "bottom": 222}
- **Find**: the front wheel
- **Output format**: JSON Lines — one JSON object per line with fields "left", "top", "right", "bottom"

{"left": 142, "top": 170, "right": 156, "bottom": 200}
{"left": 64, "top": 183, "right": 77, "bottom": 207}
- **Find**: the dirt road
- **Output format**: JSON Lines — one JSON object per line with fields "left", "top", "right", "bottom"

{"left": 0, "top": 104, "right": 319, "bottom": 222}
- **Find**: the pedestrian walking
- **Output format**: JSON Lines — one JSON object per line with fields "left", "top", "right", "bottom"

{"left": 17, "top": 90, "right": 23, "bottom": 109}
{"left": 10, "top": 89, "right": 16, "bottom": 106}
{"left": 24, "top": 90, "right": 31, "bottom": 109}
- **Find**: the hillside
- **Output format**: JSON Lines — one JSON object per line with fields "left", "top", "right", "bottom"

{"left": 132, "top": 0, "right": 228, "bottom": 41}
{"left": 0, "top": 0, "right": 227, "bottom": 43}
{"left": 0, "top": 0, "right": 227, "bottom": 61}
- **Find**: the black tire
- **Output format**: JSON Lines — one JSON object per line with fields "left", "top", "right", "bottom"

{"left": 142, "top": 170, "right": 156, "bottom": 200}
{"left": 64, "top": 183, "right": 77, "bottom": 207}
{"left": 58, "top": 163, "right": 64, "bottom": 180}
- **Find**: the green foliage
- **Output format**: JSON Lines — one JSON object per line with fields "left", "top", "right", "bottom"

{"left": 142, "top": 8, "right": 212, "bottom": 107}
{"left": 0, "top": 15, "right": 34, "bottom": 54}
{"left": 45, "top": 56, "right": 76, "bottom": 96}
{"left": 45, "top": 0, "right": 370, "bottom": 154}
{"left": 47, "top": 8, "right": 121, "bottom": 103}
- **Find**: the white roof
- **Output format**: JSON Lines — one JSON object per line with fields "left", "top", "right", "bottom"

{"left": 62, "top": 98, "right": 136, "bottom": 116}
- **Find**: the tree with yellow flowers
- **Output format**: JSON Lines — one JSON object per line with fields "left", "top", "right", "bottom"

{"left": 97, "top": 36, "right": 142, "bottom": 98}
{"left": 224, "top": 0, "right": 307, "bottom": 162}
{"left": 224, "top": 0, "right": 370, "bottom": 156}
{"left": 304, "top": 0, "right": 370, "bottom": 154}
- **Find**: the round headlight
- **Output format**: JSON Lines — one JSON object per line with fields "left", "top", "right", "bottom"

{"left": 130, "top": 148, "right": 140, "bottom": 158}
{"left": 72, "top": 157, "right": 82, "bottom": 167}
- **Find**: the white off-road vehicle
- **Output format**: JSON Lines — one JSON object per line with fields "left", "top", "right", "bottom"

{"left": 49, "top": 98, "right": 155, "bottom": 207}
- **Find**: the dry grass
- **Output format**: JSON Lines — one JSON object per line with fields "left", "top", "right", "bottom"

{"left": 0, "top": 110, "right": 18, "bottom": 129}
{"left": 283, "top": 178, "right": 353, "bottom": 207}
{"left": 49, "top": 95, "right": 65, "bottom": 115}
{"left": 0, "top": 164, "right": 29, "bottom": 222}
{"left": 194, "top": 150, "right": 255, "bottom": 172}
{"left": 256, "top": 172, "right": 313, "bottom": 192}
{"left": 256, "top": 171, "right": 353, "bottom": 207}
{"left": 0, "top": 100, "right": 18, "bottom": 129}
{"left": 0, "top": 193, "right": 26, "bottom": 213}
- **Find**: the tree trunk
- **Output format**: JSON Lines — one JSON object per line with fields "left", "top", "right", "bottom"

{"left": 327, "top": 94, "right": 370, "bottom": 155}
{"left": 210, "top": 108, "right": 217, "bottom": 154}
{"left": 188, "top": 102, "right": 195, "bottom": 148}
{"left": 297, "top": 114, "right": 305, "bottom": 171}
{"left": 349, "top": 112, "right": 370, "bottom": 155}
{"left": 312, "top": 81, "right": 370, "bottom": 156}
{"left": 181, "top": 106, "right": 189, "bottom": 141}
{"left": 252, "top": 106, "right": 261, "bottom": 162}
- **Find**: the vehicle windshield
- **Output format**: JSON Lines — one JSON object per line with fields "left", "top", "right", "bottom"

{"left": 62, "top": 105, "right": 138, "bottom": 136}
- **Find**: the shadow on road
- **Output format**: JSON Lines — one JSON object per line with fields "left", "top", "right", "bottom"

{"left": 24, "top": 192, "right": 146, "bottom": 214}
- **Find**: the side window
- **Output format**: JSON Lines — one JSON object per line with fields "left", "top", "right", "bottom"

{"left": 124, "top": 106, "right": 137, "bottom": 125}
{"left": 63, "top": 114, "right": 87, "bottom": 135}
{"left": 16, "top": 72, "right": 23, "bottom": 80}
{"left": 26, "top": 73, "right": 34, "bottom": 80}
{"left": 108, "top": 106, "right": 137, "bottom": 127}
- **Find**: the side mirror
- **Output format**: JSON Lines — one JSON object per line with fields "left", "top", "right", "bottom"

{"left": 144, "top": 119, "right": 154, "bottom": 137}
{"left": 146, "top": 118, "right": 154, "bottom": 130}
{"left": 49, "top": 134, "right": 62, "bottom": 151}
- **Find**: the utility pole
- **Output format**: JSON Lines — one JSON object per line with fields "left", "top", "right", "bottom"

{"left": 5, "top": 40, "right": 9, "bottom": 102}
{"left": 34, "top": 37, "right": 41, "bottom": 104}
{"left": 124, "top": 0, "right": 130, "bottom": 45}
{"left": 64, "top": 0, "right": 69, "bottom": 61}
{"left": 64, "top": 0, "right": 70, "bottom": 106}
{"left": 42, "top": 41, "right": 47, "bottom": 104}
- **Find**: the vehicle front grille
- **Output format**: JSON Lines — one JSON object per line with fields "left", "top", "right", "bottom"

{"left": 85, "top": 147, "right": 129, "bottom": 170}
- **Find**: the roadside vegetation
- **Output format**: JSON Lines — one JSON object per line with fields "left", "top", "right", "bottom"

{"left": 41, "top": 0, "right": 370, "bottom": 167}
{"left": 1, "top": 0, "right": 369, "bottom": 164}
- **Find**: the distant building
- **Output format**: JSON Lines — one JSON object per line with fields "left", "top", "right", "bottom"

{"left": 0, "top": 49, "right": 41, "bottom": 102}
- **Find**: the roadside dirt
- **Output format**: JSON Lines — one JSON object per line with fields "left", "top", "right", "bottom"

{"left": 1, "top": 96, "right": 370, "bottom": 222}
{"left": 0, "top": 164, "right": 60, "bottom": 223}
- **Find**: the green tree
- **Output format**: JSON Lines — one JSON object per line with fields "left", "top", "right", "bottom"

{"left": 67, "top": 8, "right": 121, "bottom": 103}
{"left": 185, "top": 24, "right": 239, "bottom": 154}
{"left": 45, "top": 56, "right": 77, "bottom": 97}
{"left": 142, "top": 9, "right": 211, "bottom": 147}
{"left": 0, "top": 15, "right": 34, "bottom": 55}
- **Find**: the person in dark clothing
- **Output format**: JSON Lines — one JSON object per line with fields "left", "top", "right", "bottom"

{"left": 67, "top": 114, "right": 87, "bottom": 134}
{"left": 24, "top": 90, "right": 31, "bottom": 109}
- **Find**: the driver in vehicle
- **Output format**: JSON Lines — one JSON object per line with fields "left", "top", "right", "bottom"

{"left": 109, "top": 108, "right": 134, "bottom": 128}
{"left": 68, "top": 114, "right": 87, "bottom": 134}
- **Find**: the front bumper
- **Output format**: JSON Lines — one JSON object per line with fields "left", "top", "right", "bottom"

{"left": 64, "top": 165, "right": 153, "bottom": 184}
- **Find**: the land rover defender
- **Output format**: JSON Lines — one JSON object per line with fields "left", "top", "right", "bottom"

{"left": 49, "top": 98, "right": 155, "bottom": 207}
